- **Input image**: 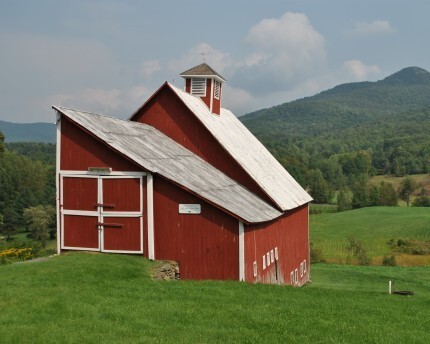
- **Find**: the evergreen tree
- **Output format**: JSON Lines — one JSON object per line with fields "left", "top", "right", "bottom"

{"left": 351, "top": 175, "right": 369, "bottom": 209}
{"left": 307, "top": 169, "right": 332, "bottom": 204}
{"left": 0, "top": 130, "right": 5, "bottom": 153}
{"left": 1, "top": 207, "right": 19, "bottom": 239}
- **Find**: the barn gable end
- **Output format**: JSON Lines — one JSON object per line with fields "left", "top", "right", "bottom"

{"left": 130, "top": 84, "right": 272, "bottom": 204}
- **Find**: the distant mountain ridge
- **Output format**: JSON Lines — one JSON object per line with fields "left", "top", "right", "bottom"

{"left": 241, "top": 67, "right": 430, "bottom": 140}
{"left": 0, "top": 120, "right": 56, "bottom": 143}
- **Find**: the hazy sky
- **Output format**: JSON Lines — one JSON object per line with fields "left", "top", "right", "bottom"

{"left": 1, "top": 0, "right": 429, "bottom": 123}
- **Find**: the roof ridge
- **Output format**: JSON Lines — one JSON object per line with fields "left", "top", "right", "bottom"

{"left": 53, "top": 105, "right": 121, "bottom": 120}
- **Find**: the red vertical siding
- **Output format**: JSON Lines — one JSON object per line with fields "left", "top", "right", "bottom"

{"left": 61, "top": 117, "right": 140, "bottom": 172}
{"left": 63, "top": 215, "right": 99, "bottom": 249}
{"left": 131, "top": 86, "right": 273, "bottom": 205}
{"left": 153, "top": 176, "right": 239, "bottom": 280}
{"left": 63, "top": 177, "right": 98, "bottom": 211}
{"left": 103, "top": 217, "right": 141, "bottom": 251}
{"left": 244, "top": 204, "right": 309, "bottom": 285}
{"left": 102, "top": 178, "right": 141, "bottom": 212}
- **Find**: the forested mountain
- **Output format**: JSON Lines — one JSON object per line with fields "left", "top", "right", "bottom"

{"left": 241, "top": 67, "right": 430, "bottom": 204}
{"left": 242, "top": 67, "right": 430, "bottom": 140}
{"left": 0, "top": 120, "right": 55, "bottom": 143}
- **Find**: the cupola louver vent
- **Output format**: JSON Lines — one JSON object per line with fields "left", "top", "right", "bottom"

{"left": 191, "top": 78, "right": 206, "bottom": 96}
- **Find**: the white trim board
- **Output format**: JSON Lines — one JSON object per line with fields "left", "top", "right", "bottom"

{"left": 239, "top": 221, "right": 245, "bottom": 281}
{"left": 55, "top": 112, "right": 62, "bottom": 254}
{"left": 146, "top": 172, "right": 155, "bottom": 260}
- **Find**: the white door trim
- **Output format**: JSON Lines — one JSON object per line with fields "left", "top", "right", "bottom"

{"left": 59, "top": 172, "right": 145, "bottom": 254}
{"left": 239, "top": 221, "right": 245, "bottom": 281}
{"left": 146, "top": 172, "right": 155, "bottom": 260}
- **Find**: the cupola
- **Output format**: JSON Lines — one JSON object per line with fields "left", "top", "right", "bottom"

{"left": 180, "top": 63, "right": 226, "bottom": 115}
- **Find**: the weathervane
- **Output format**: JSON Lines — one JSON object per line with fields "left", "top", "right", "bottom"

{"left": 201, "top": 51, "right": 208, "bottom": 62}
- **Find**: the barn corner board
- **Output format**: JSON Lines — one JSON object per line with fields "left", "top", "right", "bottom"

{"left": 54, "top": 63, "right": 312, "bottom": 285}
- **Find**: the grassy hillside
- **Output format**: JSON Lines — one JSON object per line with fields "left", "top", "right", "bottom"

{"left": 1, "top": 252, "right": 429, "bottom": 343}
{"left": 311, "top": 206, "right": 430, "bottom": 264}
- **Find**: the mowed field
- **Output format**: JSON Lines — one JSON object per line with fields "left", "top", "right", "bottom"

{"left": 310, "top": 206, "right": 430, "bottom": 265}
{"left": 1, "top": 252, "right": 429, "bottom": 343}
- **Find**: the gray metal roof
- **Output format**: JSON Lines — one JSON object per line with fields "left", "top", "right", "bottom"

{"left": 167, "top": 83, "right": 313, "bottom": 211}
{"left": 53, "top": 106, "right": 282, "bottom": 223}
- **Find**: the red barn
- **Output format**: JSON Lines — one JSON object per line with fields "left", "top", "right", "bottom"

{"left": 54, "top": 63, "right": 312, "bottom": 285}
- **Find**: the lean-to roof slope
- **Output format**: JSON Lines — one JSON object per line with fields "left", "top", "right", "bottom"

{"left": 53, "top": 106, "right": 281, "bottom": 223}
{"left": 167, "top": 83, "right": 313, "bottom": 211}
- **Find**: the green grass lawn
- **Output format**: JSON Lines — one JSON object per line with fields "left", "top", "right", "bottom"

{"left": 1, "top": 252, "right": 429, "bottom": 343}
{"left": 310, "top": 206, "right": 430, "bottom": 263}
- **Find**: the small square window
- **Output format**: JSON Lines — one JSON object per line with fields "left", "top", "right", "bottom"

{"left": 294, "top": 269, "right": 298, "bottom": 284}
{"left": 270, "top": 250, "right": 274, "bottom": 263}
{"left": 274, "top": 247, "right": 278, "bottom": 260}
{"left": 303, "top": 260, "right": 307, "bottom": 273}
{"left": 300, "top": 263, "right": 304, "bottom": 277}
{"left": 266, "top": 252, "right": 271, "bottom": 266}
{"left": 262, "top": 255, "right": 266, "bottom": 270}
{"left": 290, "top": 271, "right": 294, "bottom": 284}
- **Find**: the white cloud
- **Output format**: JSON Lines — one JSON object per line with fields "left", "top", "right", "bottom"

{"left": 161, "top": 13, "right": 329, "bottom": 115}
{"left": 47, "top": 84, "right": 150, "bottom": 120}
{"left": 345, "top": 20, "right": 396, "bottom": 36}
{"left": 167, "top": 42, "right": 233, "bottom": 76}
{"left": 233, "top": 12, "right": 326, "bottom": 95}
{"left": 342, "top": 60, "right": 381, "bottom": 81}
{"left": 221, "top": 85, "right": 255, "bottom": 115}
{"left": 139, "top": 60, "right": 161, "bottom": 80}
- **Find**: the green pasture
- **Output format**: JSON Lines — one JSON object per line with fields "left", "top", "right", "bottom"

{"left": 310, "top": 206, "right": 430, "bottom": 262}
{"left": 0, "top": 252, "right": 429, "bottom": 343}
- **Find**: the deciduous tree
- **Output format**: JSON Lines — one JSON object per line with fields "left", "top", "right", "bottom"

{"left": 23, "top": 205, "right": 56, "bottom": 248}
{"left": 398, "top": 177, "right": 418, "bottom": 207}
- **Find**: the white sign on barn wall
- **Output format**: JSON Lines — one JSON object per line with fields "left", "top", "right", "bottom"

{"left": 179, "top": 204, "right": 201, "bottom": 214}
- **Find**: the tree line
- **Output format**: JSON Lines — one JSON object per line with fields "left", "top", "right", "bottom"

{"left": 0, "top": 131, "right": 56, "bottom": 246}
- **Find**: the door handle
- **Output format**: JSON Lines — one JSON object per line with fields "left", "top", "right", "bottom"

{"left": 97, "top": 222, "right": 123, "bottom": 228}
{"left": 94, "top": 203, "right": 115, "bottom": 208}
